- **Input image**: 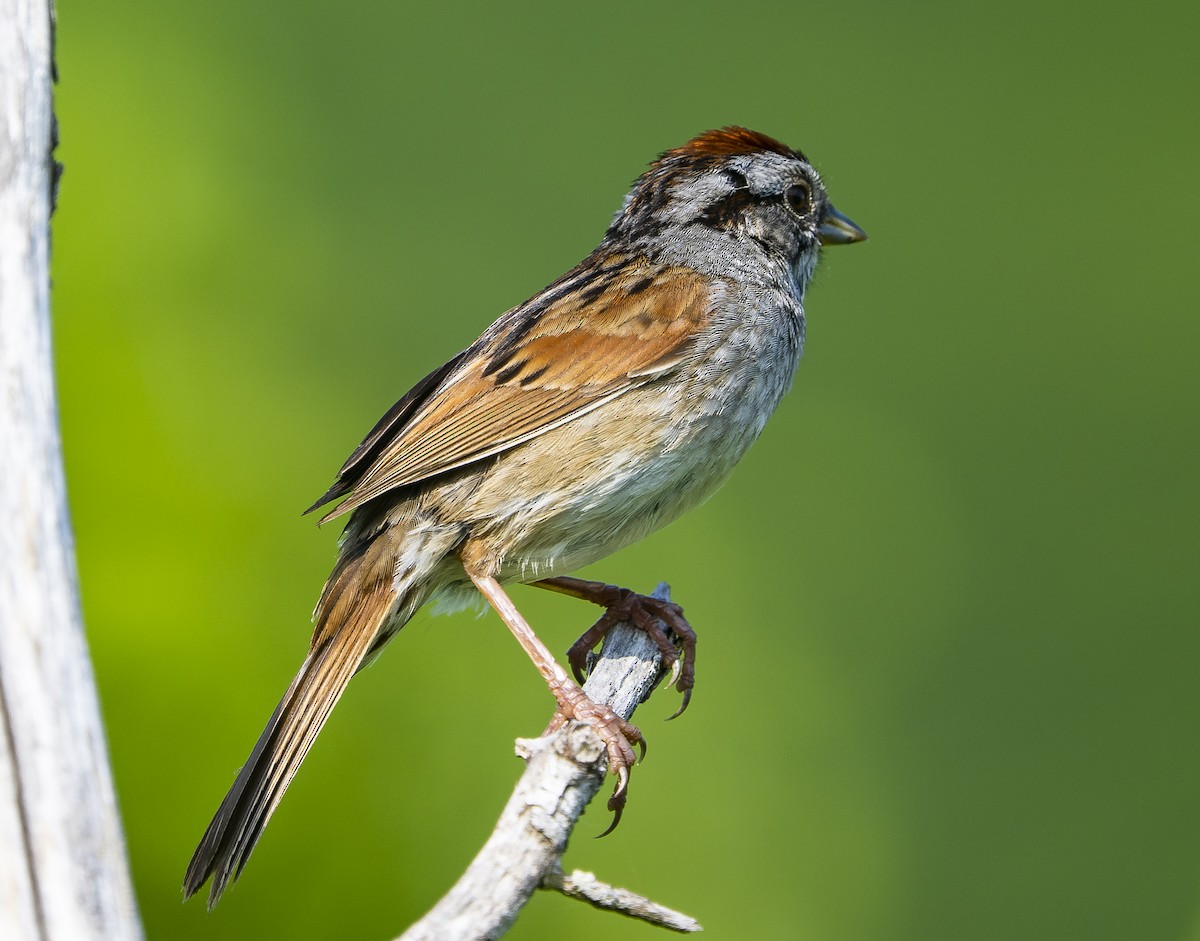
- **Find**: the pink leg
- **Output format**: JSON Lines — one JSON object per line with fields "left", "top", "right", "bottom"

{"left": 469, "top": 572, "right": 644, "bottom": 826}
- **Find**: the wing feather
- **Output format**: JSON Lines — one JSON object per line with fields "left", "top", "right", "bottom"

{"left": 315, "top": 261, "right": 714, "bottom": 522}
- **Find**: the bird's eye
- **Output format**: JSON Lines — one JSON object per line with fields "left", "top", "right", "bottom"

{"left": 785, "top": 183, "right": 812, "bottom": 215}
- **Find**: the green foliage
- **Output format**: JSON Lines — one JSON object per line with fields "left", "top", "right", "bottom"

{"left": 54, "top": 1, "right": 1200, "bottom": 938}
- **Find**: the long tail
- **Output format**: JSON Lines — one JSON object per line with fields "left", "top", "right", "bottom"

{"left": 183, "top": 542, "right": 405, "bottom": 908}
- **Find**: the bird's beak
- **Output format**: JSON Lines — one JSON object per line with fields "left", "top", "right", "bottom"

{"left": 819, "top": 206, "right": 868, "bottom": 245}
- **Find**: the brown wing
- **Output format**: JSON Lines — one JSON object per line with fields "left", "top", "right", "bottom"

{"left": 313, "top": 260, "right": 714, "bottom": 523}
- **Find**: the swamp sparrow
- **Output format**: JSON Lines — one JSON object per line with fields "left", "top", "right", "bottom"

{"left": 184, "top": 126, "right": 866, "bottom": 905}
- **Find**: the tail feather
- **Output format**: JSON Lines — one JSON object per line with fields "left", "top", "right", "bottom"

{"left": 183, "top": 572, "right": 393, "bottom": 908}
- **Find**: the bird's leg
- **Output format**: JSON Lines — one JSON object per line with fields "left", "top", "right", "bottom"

{"left": 468, "top": 572, "right": 644, "bottom": 824}
{"left": 533, "top": 576, "right": 696, "bottom": 719}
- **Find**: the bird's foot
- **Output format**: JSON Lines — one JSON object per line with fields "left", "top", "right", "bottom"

{"left": 554, "top": 579, "right": 696, "bottom": 719}
{"left": 545, "top": 682, "right": 645, "bottom": 835}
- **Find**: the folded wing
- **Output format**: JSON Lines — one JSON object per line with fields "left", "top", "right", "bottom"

{"left": 310, "top": 261, "right": 715, "bottom": 523}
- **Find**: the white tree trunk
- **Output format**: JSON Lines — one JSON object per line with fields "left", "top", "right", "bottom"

{"left": 0, "top": 0, "right": 144, "bottom": 937}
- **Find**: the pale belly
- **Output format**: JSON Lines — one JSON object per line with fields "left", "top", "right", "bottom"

{"left": 474, "top": 351, "right": 796, "bottom": 583}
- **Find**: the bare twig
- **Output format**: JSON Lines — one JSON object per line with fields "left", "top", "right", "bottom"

{"left": 542, "top": 866, "right": 701, "bottom": 933}
{"left": 397, "top": 583, "right": 700, "bottom": 940}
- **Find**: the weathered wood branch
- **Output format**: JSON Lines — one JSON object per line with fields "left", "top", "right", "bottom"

{"left": 397, "top": 583, "right": 701, "bottom": 940}
{"left": 0, "top": 0, "right": 143, "bottom": 937}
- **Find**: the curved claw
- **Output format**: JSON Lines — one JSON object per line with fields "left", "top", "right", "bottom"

{"left": 666, "top": 656, "right": 682, "bottom": 690}
{"left": 613, "top": 763, "right": 629, "bottom": 802}
{"left": 597, "top": 766, "right": 630, "bottom": 838}
{"left": 597, "top": 801, "right": 624, "bottom": 838}
{"left": 666, "top": 687, "right": 692, "bottom": 721}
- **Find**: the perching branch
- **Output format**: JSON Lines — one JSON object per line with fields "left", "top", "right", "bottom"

{"left": 397, "top": 583, "right": 701, "bottom": 940}
{"left": 0, "top": 1, "right": 143, "bottom": 938}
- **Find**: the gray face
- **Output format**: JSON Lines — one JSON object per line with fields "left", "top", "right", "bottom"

{"left": 695, "top": 150, "right": 829, "bottom": 264}
{"left": 608, "top": 147, "right": 831, "bottom": 292}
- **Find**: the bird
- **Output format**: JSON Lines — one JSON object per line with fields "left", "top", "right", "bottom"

{"left": 183, "top": 126, "right": 866, "bottom": 906}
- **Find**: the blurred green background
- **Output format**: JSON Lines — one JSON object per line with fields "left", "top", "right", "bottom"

{"left": 52, "top": 0, "right": 1199, "bottom": 938}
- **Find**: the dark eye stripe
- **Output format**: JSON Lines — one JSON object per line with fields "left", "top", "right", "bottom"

{"left": 721, "top": 168, "right": 748, "bottom": 190}
{"left": 696, "top": 189, "right": 760, "bottom": 230}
